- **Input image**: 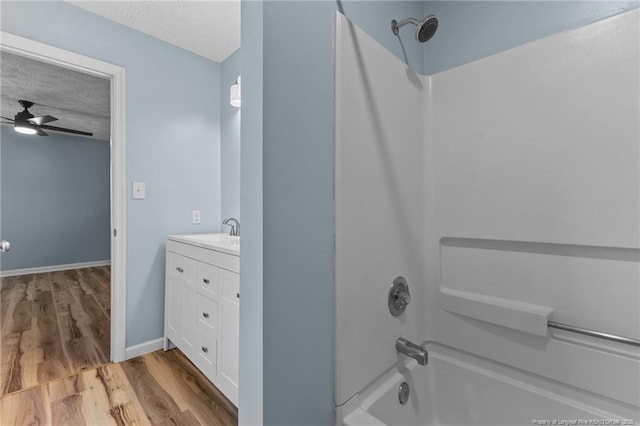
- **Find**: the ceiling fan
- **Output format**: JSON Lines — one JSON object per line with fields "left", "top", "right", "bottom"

{"left": 0, "top": 100, "right": 93, "bottom": 137}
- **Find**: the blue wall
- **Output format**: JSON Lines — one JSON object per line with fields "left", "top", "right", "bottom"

{"left": 0, "top": 1, "right": 222, "bottom": 347}
{"left": 339, "top": 1, "right": 427, "bottom": 73}
{"left": 242, "top": 1, "right": 640, "bottom": 425}
{"left": 260, "top": 2, "right": 425, "bottom": 425}
{"left": 262, "top": 3, "right": 335, "bottom": 424}
{"left": 221, "top": 49, "right": 242, "bottom": 222}
{"left": 239, "top": 1, "right": 263, "bottom": 424}
{"left": 423, "top": 1, "right": 640, "bottom": 74}
{"left": 0, "top": 129, "right": 110, "bottom": 271}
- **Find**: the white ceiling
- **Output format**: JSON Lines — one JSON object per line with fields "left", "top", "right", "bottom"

{"left": 0, "top": 51, "right": 110, "bottom": 140}
{"left": 69, "top": 0, "right": 241, "bottom": 63}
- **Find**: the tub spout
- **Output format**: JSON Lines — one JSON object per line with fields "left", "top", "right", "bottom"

{"left": 396, "top": 337, "right": 428, "bottom": 366}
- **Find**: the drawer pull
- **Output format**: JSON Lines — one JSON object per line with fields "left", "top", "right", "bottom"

{"left": 202, "top": 312, "right": 209, "bottom": 319}
{"left": 201, "top": 346, "right": 208, "bottom": 353}
{"left": 176, "top": 267, "right": 184, "bottom": 273}
{"left": 203, "top": 278, "right": 210, "bottom": 284}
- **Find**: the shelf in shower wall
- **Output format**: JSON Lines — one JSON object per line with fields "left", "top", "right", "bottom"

{"left": 438, "top": 287, "right": 553, "bottom": 337}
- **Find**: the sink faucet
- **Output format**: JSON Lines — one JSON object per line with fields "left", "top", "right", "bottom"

{"left": 396, "top": 337, "right": 428, "bottom": 366}
{"left": 222, "top": 217, "right": 240, "bottom": 236}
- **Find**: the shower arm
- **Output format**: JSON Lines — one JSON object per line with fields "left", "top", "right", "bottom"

{"left": 391, "top": 18, "right": 418, "bottom": 35}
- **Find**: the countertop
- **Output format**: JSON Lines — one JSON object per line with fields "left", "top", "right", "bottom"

{"left": 168, "top": 233, "right": 240, "bottom": 256}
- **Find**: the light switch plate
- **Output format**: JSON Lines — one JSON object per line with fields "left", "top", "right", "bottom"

{"left": 132, "top": 182, "right": 146, "bottom": 199}
{"left": 192, "top": 210, "right": 201, "bottom": 224}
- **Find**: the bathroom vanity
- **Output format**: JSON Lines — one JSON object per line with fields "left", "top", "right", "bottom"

{"left": 164, "top": 233, "right": 239, "bottom": 406}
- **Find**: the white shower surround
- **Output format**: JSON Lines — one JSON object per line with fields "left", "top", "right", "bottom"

{"left": 334, "top": 9, "right": 639, "bottom": 425}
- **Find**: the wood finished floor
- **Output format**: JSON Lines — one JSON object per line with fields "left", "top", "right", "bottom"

{"left": 0, "top": 349, "right": 238, "bottom": 426}
{"left": 1, "top": 267, "right": 111, "bottom": 396}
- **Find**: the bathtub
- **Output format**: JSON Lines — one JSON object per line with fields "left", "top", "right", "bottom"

{"left": 339, "top": 343, "right": 639, "bottom": 426}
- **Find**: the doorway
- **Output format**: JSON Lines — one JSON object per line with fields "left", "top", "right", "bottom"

{"left": 0, "top": 32, "right": 126, "bottom": 394}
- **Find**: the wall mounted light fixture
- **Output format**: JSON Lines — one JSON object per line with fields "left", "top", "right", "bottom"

{"left": 230, "top": 76, "right": 241, "bottom": 108}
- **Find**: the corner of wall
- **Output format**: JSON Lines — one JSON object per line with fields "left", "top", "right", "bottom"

{"left": 220, "top": 48, "right": 242, "bottom": 223}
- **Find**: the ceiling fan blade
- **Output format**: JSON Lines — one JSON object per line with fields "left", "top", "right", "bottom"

{"left": 28, "top": 115, "right": 57, "bottom": 125}
{"left": 0, "top": 116, "right": 15, "bottom": 122}
{"left": 37, "top": 127, "right": 49, "bottom": 136}
{"left": 40, "top": 124, "right": 93, "bottom": 137}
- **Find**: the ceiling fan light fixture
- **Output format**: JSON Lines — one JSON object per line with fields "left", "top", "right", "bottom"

{"left": 15, "top": 121, "right": 37, "bottom": 135}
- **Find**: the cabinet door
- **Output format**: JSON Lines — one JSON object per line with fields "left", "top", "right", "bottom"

{"left": 177, "top": 256, "right": 198, "bottom": 356}
{"left": 165, "top": 252, "right": 183, "bottom": 341}
{"left": 218, "top": 269, "right": 239, "bottom": 405}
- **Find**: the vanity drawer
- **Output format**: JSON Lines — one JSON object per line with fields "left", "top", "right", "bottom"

{"left": 168, "top": 252, "right": 197, "bottom": 283}
{"left": 196, "top": 329, "right": 217, "bottom": 375}
{"left": 197, "top": 295, "right": 218, "bottom": 333}
{"left": 197, "top": 263, "right": 219, "bottom": 299}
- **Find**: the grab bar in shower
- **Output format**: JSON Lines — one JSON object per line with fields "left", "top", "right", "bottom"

{"left": 548, "top": 321, "right": 640, "bottom": 347}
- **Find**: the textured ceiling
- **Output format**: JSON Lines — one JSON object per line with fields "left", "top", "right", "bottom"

{"left": 0, "top": 51, "right": 110, "bottom": 141}
{"left": 70, "top": 0, "right": 241, "bottom": 63}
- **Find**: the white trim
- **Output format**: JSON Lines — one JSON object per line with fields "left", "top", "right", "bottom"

{"left": 0, "top": 31, "right": 127, "bottom": 363}
{"left": 125, "top": 338, "right": 165, "bottom": 360}
{"left": 0, "top": 260, "right": 111, "bottom": 278}
{"left": 109, "top": 47, "right": 127, "bottom": 364}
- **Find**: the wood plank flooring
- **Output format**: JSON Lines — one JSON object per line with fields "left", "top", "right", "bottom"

{"left": 0, "top": 349, "right": 238, "bottom": 426}
{"left": 1, "top": 267, "right": 111, "bottom": 396}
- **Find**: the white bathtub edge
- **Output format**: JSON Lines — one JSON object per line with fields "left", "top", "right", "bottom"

{"left": 336, "top": 354, "right": 420, "bottom": 426}
{"left": 343, "top": 408, "right": 386, "bottom": 426}
{"left": 337, "top": 342, "right": 639, "bottom": 426}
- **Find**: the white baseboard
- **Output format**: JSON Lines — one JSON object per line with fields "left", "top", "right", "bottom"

{"left": 0, "top": 260, "right": 111, "bottom": 277}
{"left": 125, "top": 337, "right": 165, "bottom": 360}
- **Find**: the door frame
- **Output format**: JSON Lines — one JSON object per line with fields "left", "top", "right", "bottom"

{"left": 1, "top": 31, "right": 127, "bottom": 362}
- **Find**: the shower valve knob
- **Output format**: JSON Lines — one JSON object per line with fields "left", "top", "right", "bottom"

{"left": 388, "top": 277, "right": 411, "bottom": 317}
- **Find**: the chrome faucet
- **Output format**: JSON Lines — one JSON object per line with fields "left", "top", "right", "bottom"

{"left": 222, "top": 217, "right": 240, "bottom": 236}
{"left": 396, "top": 337, "right": 428, "bottom": 366}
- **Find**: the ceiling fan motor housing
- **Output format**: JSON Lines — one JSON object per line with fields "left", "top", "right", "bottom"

{"left": 15, "top": 100, "right": 35, "bottom": 122}
{"left": 15, "top": 110, "right": 34, "bottom": 122}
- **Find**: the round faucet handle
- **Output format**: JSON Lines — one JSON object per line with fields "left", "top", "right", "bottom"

{"left": 388, "top": 277, "right": 411, "bottom": 316}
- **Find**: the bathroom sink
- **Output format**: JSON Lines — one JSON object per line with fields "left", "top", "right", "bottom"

{"left": 181, "top": 233, "right": 239, "bottom": 245}
{"left": 170, "top": 233, "right": 240, "bottom": 254}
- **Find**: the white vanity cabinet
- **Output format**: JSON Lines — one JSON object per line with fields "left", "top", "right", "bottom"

{"left": 164, "top": 234, "right": 239, "bottom": 406}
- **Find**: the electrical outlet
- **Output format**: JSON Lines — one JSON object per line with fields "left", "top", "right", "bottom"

{"left": 192, "top": 210, "right": 201, "bottom": 224}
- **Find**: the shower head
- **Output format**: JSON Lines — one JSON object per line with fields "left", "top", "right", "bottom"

{"left": 416, "top": 15, "right": 438, "bottom": 43}
{"left": 391, "top": 15, "right": 439, "bottom": 43}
